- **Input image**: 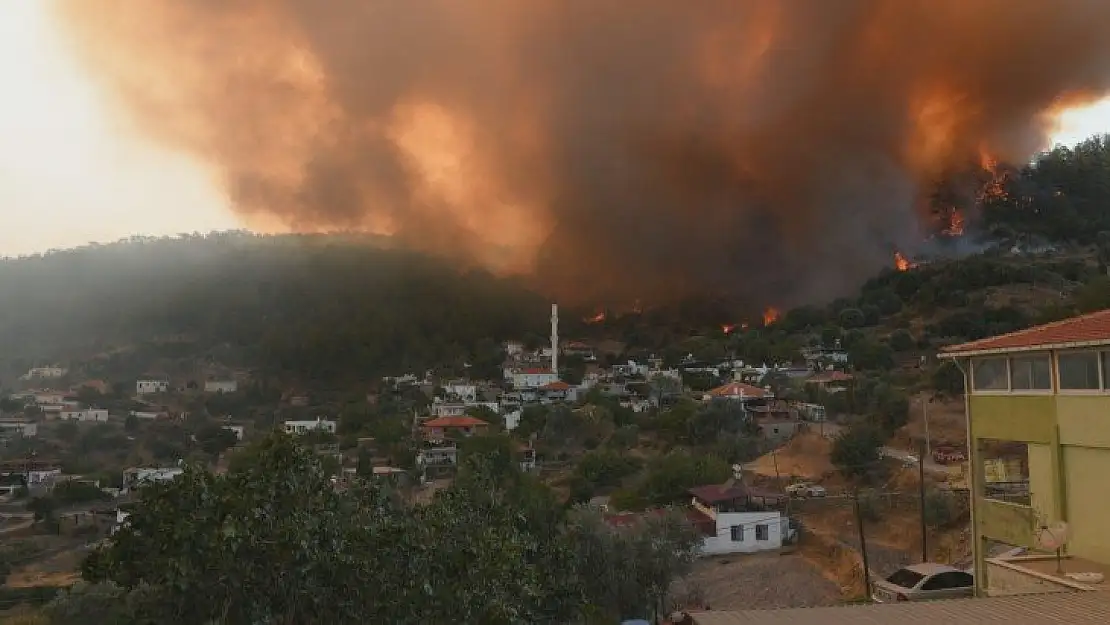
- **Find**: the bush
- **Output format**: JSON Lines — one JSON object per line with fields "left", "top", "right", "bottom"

{"left": 831, "top": 425, "right": 884, "bottom": 479}
{"left": 923, "top": 488, "right": 960, "bottom": 528}
{"left": 856, "top": 489, "right": 884, "bottom": 522}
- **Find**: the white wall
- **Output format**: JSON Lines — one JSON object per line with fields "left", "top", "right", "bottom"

{"left": 136, "top": 380, "right": 169, "bottom": 395}
{"left": 205, "top": 380, "right": 238, "bottom": 393}
{"left": 701, "top": 511, "right": 785, "bottom": 555}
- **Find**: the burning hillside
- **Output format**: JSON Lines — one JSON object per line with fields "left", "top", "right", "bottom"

{"left": 53, "top": 1, "right": 1110, "bottom": 307}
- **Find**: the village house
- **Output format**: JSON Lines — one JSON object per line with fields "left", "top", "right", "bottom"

{"left": 703, "top": 381, "right": 773, "bottom": 403}
{"left": 688, "top": 479, "right": 796, "bottom": 555}
{"left": 122, "top": 467, "right": 184, "bottom": 494}
{"left": 136, "top": 379, "right": 169, "bottom": 395}
{"left": 223, "top": 425, "right": 245, "bottom": 440}
{"left": 32, "top": 390, "right": 69, "bottom": 406}
{"left": 421, "top": 415, "right": 490, "bottom": 442}
{"left": 416, "top": 440, "right": 459, "bottom": 479}
{"left": 0, "top": 419, "right": 37, "bottom": 438}
{"left": 20, "top": 366, "right": 67, "bottom": 381}
{"left": 748, "top": 401, "right": 801, "bottom": 441}
{"left": 510, "top": 367, "right": 560, "bottom": 390}
{"left": 431, "top": 400, "right": 467, "bottom": 418}
{"left": 539, "top": 380, "right": 572, "bottom": 403}
{"left": 283, "top": 418, "right": 337, "bottom": 435}
{"left": 59, "top": 408, "right": 109, "bottom": 422}
{"left": 204, "top": 379, "right": 238, "bottom": 394}
{"left": 805, "top": 370, "right": 854, "bottom": 393}
{"left": 442, "top": 381, "right": 478, "bottom": 402}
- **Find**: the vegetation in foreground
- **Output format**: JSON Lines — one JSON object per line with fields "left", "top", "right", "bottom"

{"left": 31, "top": 433, "right": 700, "bottom": 625}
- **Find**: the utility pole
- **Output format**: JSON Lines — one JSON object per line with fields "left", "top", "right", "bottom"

{"left": 853, "top": 488, "right": 872, "bottom": 602}
{"left": 923, "top": 396, "right": 932, "bottom": 461}
{"left": 919, "top": 440, "right": 928, "bottom": 562}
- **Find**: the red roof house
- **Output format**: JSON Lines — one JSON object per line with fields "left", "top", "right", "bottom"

{"left": 940, "top": 308, "right": 1110, "bottom": 356}
{"left": 420, "top": 415, "right": 490, "bottom": 442}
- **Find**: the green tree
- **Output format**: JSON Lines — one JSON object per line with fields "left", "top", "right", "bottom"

{"left": 932, "top": 360, "right": 965, "bottom": 395}
{"left": 831, "top": 425, "right": 885, "bottom": 480}
{"left": 83, "top": 432, "right": 591, "bottom": 624}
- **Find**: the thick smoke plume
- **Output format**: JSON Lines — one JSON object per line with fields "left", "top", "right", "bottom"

{"left": 53, "top": 1, "right": 1110, "bottom": 307}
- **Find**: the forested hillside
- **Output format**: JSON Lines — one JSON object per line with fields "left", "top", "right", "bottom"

{"left": 3, "top": 137, "right": 1110, "bottom": 388}
{"left": 0, "top": 233, "right": 549, "bottom": 384}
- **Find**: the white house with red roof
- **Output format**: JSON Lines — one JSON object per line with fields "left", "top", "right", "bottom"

{"left": 420, "top": 415, "right": 490, "bottom": 442}
{"left": 703, "top": 382, "right": 773, "bottom": 402}
{"left": 687, "top": 479, "right": 795, "bottom": 555}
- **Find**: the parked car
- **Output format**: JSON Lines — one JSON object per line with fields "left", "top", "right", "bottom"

{"left": 932, "top": 446, "right": 967, "bottom": 464}
{"left": 871, "top": 563, "right": 974, "bottom": 603}
{"left": 785, "top": 482, "right": 827, "bottom": 498}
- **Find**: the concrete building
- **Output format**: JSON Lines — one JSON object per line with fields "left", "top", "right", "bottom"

{"left": 687, "top": 480, "right": 795, "bottom": 555}
{"left": 204, "top": 380, "right": 239, "bottom": 394}
{"left": 940, "top": 309, "right": 1110, "bottom": 596}
{"left": 0, "top": 419, "right": 37, "bottom": 437}
{"left": 283, "top": 418, "right": 337, "bottom": 435}
{"left": 136, "top": 379, "right": 169, "bottom": 395}
{"left": 59, "top": 409, "right": 109, "bottom": 422}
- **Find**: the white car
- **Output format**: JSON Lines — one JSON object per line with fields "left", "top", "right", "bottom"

{"left": 785, "top": 483, "right": 827, "bottom": 498}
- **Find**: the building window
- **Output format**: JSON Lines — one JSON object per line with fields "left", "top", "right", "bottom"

{"left": 1060, "top": 352, "right": 1101, "bottom": 390}
{"left": 972, "top": 358, "right": 1008, "bottom": 391}
{"left": 730, "top": 525, "right": 743, "bottom": 542}
{"left": 1010, "top": 355, "right": 1051, "bottom": 391}
{"left": 755, "top": 524, "right": 769, "bottom": 541}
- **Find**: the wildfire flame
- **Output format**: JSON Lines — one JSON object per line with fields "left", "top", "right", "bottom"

{"left": 894, "top": 251, "right": 916, "bottom": 272}
{"left": 583, "top": 311, "right": 605, "bottom": 324}
{"left": 942, "top": 208, "right": 965, "bottom": 236}
{"left": 762, "top": 307, "right": 779, "bottom": 326}
{"left": 722, "top": 323, "right": 737, "bottom": 335}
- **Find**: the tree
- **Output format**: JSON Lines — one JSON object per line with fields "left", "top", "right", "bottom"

{"left": 82, "top": 432, "right": 598, "bottom": 624}
{"left": 848, "top": 339, "right": 894, "bottom": 371}
{"left": 194, "top": 423, "right": 239, "bottom": 457}
{"left": 838, "top": 308, "right": 865, "bottom": 329}
{"left": 932, "top": 360, "right": 965, "bottom": 395}
{"left": 888, "top": 329, "right": 914, "bottom": 352}
{"left": 565, "top": 507, "right": 701, "bottom": 622}
{"left": 831, "top": 425, "right": 884, "bottom": 480}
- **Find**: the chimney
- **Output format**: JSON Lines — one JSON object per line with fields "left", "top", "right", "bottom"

{"left": 550, "top": 303, "right": 559, "bottom": 374}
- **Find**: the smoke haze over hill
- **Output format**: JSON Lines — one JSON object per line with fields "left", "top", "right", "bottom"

{"left": 52, "top": 0, "right": 1110, "bottom": 307}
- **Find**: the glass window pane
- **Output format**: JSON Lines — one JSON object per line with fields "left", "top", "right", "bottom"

{"left": 972, "top": 358, "right": 1008, "bottom": 391}
{"left": 1061, "top": 352, "right": 1100, "bottom": 390}
{"left": 1011, "top": 356, "right": 1051, "bottom": 390}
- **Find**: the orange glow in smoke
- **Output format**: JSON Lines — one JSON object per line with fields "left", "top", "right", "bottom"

{"left": 762, "top": 307, "right": 780, "bottom": 326}
{"left": 722, "top": 323, "right": 737, "bottom": 335}
{"left": 584, "top": 311, "right": 606, "bottom": 324}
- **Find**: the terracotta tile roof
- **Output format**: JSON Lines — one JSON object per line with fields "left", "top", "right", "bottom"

{"left": 940, "top": 308, "right": 1110, "bottom": 356}
{"left": 421, "top": 415, "right": 489, "bottom": 428}
{"left": 805, "top": 371, "right": 854, "bottom": 384}
{"left": 688, "top": 589, "right": 1110, "bottom": 624}
{"left": 689, "top": 482, "right": 751, "bottom": 503}
{"left": 541, "top": 381, "right": 571, "bottom": 391}
{"left": 707, "top": 382, "right": 771, "bottom": 399}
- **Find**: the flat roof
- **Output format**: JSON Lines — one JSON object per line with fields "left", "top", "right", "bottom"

{"left": 689, "top": 591, "right": 1110, "bottom": 624}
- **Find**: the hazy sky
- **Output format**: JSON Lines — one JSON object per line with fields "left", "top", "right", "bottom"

{"left": 0, "top": 1, "right": 1108, "bottom": 258}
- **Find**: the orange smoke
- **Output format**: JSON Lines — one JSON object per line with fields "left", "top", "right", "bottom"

{"left": 762, "top": 307, "right": 780, "bottom": 326}
{"left": 51, "top": 1, "right": 1110, "bottom": 306}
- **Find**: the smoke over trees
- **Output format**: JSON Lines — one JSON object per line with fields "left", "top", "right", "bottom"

{"left": 52, "top": 1, "right": 1110, "bottom": 307}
